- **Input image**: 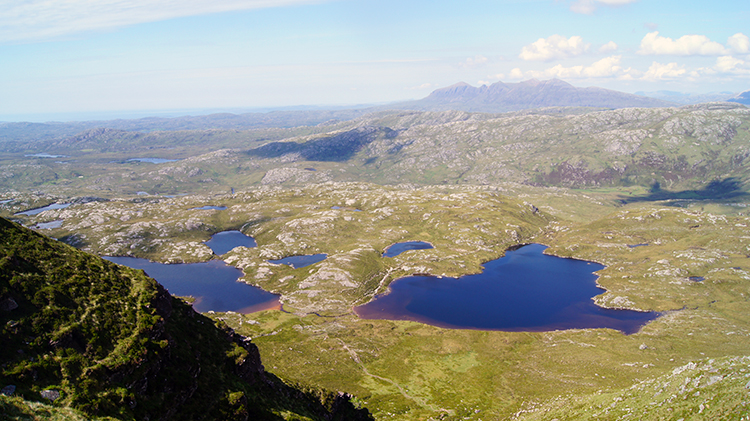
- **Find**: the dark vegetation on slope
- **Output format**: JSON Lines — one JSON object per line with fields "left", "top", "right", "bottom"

{"left": 0, "top": 217, "right": 372, "bottom": 421}
{"left": 247, "top": 126, "right": 397, "bottom": 162}
{"left": 620, "top": 177, "right": 750, "bottom": 204}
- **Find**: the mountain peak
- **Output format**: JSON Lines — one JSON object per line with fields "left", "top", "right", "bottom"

{"left": 397, "top": 78, "right": 674, "bottom": 112}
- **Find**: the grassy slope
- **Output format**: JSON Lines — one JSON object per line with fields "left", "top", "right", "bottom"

{"left": 0, "top": 217, "right": 371, "bottom": 421}
{"left": 10, "top": 182, "right": 746, "bottom": 420}
{"left": 1, "top": 395, "right": 119, "bottom": 420}
{"left": 2, "top": 104, "right": 750, "bottom": 420}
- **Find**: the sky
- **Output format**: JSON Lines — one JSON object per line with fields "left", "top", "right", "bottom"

{"left": 1, "top": 0, "right": 748, "bottom": 121}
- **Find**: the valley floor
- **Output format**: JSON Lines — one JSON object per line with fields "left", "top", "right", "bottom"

{"left": 4, "top": 182, "right": 750, "bottom": 420}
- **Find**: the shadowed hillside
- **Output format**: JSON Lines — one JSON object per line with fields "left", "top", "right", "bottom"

{"left": 0, "top": 217, "right": 371, "bottom": 421}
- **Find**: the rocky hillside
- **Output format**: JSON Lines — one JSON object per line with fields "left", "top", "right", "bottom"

{"left": 2, "top": 102, "right": 749, "bottom": 197}
{"left": 245, "top": 102, "right": 750, "bottom": 191}
{"left": 0, "top": 217, "right": 371, "bottom": 421}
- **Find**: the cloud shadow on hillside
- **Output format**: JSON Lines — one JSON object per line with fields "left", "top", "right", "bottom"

{"left": 246, "top": 126, "right": 395, "bottom": 162}
{"left": 619, "top": 178, "right": 749, "bottom": 205}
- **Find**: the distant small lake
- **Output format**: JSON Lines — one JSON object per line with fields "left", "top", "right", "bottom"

{"left": 0, "top": 199, "right": 13, "bottom": 205}
{"left": 25, "top": 153, "right": 68, "bottom": 158}
{"left": 383, "top": 241, "right": 434, "bottom": 258}
{"left": 34, "top": 220, "right": 63, "bottom": 229}
{"left": 190, "top": 205, "right": 228, "bottom": 211}
{"left": 356, "top": 244, "right": 658, "bottom": 334}
{"left": 15, "top": 203, "right": 71, "bottom": 216}
{"left": 331, "top": 206, "right": 362, "bottom": 211}
{"left": 269, "top": 254, "right": 327, "bottom": 269}
{"left": 127, "top": 158, "right": 178, "bottom": 164}
{"left": 103, "top": 256, "right": 279, "bottom": 313}
{"left": 205, "top": 230, "right": 257, "bottom": 255}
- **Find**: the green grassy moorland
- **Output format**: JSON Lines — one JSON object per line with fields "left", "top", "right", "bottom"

{"left": 3, "top": 181, "right": 749, "bottom": 420}
{"left": 2, "top": 104, "right": 750, "bottom": 420}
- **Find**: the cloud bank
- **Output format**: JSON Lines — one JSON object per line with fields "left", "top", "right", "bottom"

{"left": 638, "top": 32, "right": 750, "bottom": 57}
{"left": 519, "top": 35, "right": 590, "bottom": 61}
{"left": 500, "top": 54, "right": 750, "bottom": 83}
{"left": 638, "top": 31, "right": 728, "bottom": 56}
{"left": 0, "top": 0, "right": 327, "bottom": 42}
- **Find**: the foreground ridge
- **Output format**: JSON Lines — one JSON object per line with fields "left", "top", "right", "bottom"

{"left": 0, "top": 217, "right": 371, "bottom": 421}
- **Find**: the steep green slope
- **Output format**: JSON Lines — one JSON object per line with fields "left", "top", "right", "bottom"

{"left": 0, "top": 217, "right": 371, "bottom": 421}
{"left": 514, "top": 355, "right": 750, "bottom": 420}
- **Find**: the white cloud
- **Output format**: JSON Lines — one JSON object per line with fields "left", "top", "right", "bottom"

{"left": 714, "top": 56, "right": 750, "bottom": 75}
{"left": 0, "top": 0, "right": 328, "bottom": 42}
{"left": 498, "top": 52, "right": 749, "bottom": 85}
{"left": 488, "top": 68, "right": 524, "bottom": 81}
{"left": 460, "top": 55, "right": 489, "bottom": 68}
{"left": 638, "top": 31, "right": 727, "bottom": 56}
{"left": 569, "top": 0, "right": 637, "bottom": 15}
{"left": 519, "top": 35, "right": 590, "bottom": 61}
{"left": 524, "top": 55, "right": 629, "bottom": 79}
{"left": 509, "top": 68, "right": 525, "bottom": 79}
{"left": 583, "top": 55, "right": 624, "bottom": 77}
{"left": 728, "top": 33, "right": 750, "bottom": 54}
{"left": 599, "top": 41, "right": 618, "bottom": 53}
{"left": 641, "top": 61, "right": 687, "bottom": 81}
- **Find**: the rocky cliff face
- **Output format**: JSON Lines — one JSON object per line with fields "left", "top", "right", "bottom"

{"left": 0, "top": 217, "right": 371, "bottom": 421}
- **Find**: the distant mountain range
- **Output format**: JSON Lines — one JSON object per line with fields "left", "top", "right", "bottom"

{"left": 634, "top": 90, "right": 736, "bottom": 105}
{"left": 728, "top": 90, "right": 750, "bottom": 105}
{"left": 390, "top": 79, "right": 675, "bottom": 112}
{"left": 1, "top": 80, "right": 746, "bottom": 143}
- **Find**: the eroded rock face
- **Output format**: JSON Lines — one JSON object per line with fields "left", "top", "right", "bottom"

{"left": 40, "top": 390, "right": 60, "bottom": 401}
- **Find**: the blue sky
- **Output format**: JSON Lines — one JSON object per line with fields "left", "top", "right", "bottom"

{"left": 1, "top": 0, "right": 748, "bottom": 121}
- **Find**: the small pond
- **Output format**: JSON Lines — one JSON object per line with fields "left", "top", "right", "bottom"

{"left": 383, "top": 241, "right": 434, "bottom": 258}
{"left": 34, "top": 220, "right": 63, "bottom": 229}
{"left": 269, "top": 254, "right": 327, "bottom": 269}
{"left": 25, "top": 153, "right": 68, "bottom": 158}
{"left": 103, "top": 256, "right": 279, "bottom": 314}
{"left": 0, "top": 199, "right": 13, "bottom": 205}
{"left": 15, "top": 203, "right": 71, "bottom": 216}
{"left": 331, "top": 206, "right": 362, "bottom": 211}
{"left": 127, "top": 158, "right": 178, "bottom": 164}
{"left": 356, "top": 244, "right": 658, "bottom": 334}
{"left": 204, "top": 230, "right": 257, "bottom": 255}
{"left": 190, "top": 205, "right": 228, "bottom": 211}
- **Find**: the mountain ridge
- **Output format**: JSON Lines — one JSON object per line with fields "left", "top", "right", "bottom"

{"left": 388, "top": 78, "right": 675, "bottom": 112}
